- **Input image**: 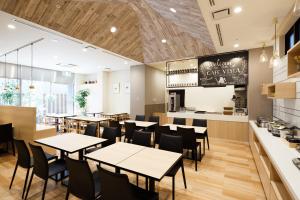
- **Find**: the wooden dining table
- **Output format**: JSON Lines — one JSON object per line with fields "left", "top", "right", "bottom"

{"left": 119, "top": 120, "right": 158, "bottom": 128}
{"left": 85, "top": 142, "right": 182, "bottom": 192}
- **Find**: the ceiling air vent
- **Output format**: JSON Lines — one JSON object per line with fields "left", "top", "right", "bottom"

{"left": 56, "top": 63, "right": 77, "bottom": 68}
{"left": 212, "top": 8, "right": 231, "bottom": 20}
{"left": 215, "top": 24, "right": 223, "bottom": 46}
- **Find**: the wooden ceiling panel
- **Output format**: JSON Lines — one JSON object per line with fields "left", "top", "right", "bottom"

{"left": 0, "top": 0, "right": 216, "bottom": 63}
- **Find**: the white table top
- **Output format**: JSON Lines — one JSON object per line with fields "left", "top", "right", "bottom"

{"left": 66, "top": 116, "right": 110, "bottom": 122}
{"left": 249, "top": 121, "right": 300, "bottom": 200}
{"left": 46, "top": 113, "right": 75, "bottom": 118}
{"left": 119, "top": 120, "right": 157, "bottom": 128}
{"left": 35, "top": 133, "right": 107, "bottom": 153}
{"left": 163, "top": 124, "right": 207, "bottom": 134}
{"left": 117, "top": 147, "right": 182, "bottom": 180}
{"left": 85, "top": 142, "right": 146, "bottom": 166}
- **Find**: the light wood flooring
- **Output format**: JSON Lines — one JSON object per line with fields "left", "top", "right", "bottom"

{"left": 0, "top": 138, "right": 266, "bottom": 200}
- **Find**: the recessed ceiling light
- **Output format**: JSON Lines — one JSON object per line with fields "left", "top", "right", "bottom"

{"left": 82, "top": 48, "right": 87, "bottom": 52}
{"left": 124, "top": 61, "right": 128, "bottom": 65}
{"left": 51, "top": 39, "right": 58, "bottom": 43}
{"left": 104, "top": 67, "right": 111, "bottom": 71}
{"left": 7, "top": 24, "right": 16, "bottom": 29}
{"left": 233, "top": 6, "right": 242, "bottom": 14}
{"left": 161, "top": 39, "right": 167, "bottom": 43}
{"left": 170, "top": 8, "right": 177, "bottom": 13}
{"left": 234, "top": 43, "right": 239, "bottom": 48}
{"left": 110, "top": 26, "right": 117, "bottom": 33}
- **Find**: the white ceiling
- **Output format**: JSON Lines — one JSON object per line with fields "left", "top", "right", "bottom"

{"left": 0, "top": 11, "right": 141, "bottom": 74}
{"left": 197, "top": 0, "right": 295, "bottom": 53}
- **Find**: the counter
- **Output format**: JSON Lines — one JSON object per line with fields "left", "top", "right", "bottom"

{"left": 249, "top": 121, "right": 300, "bottom": 200}
{"left": 167, "top": 111, "right": 248, "bottom": 122}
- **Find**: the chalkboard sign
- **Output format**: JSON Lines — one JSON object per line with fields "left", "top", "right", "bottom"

{"left": 198, "top": 51, "right": 248, "bottom": 87}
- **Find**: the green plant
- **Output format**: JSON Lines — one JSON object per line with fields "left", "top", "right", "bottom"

{"left": 0, "top": 82, "right": 17, "bottom": 105}
{"left": 75, "top": 89, "right": 90, "bottom": 111}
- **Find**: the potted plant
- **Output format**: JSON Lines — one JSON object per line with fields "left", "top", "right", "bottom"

{"left": 75, "top": 89, "right": 90, "bottom": 115}
{"left": 0, "top": 82, "right": 17, "bottom": 105}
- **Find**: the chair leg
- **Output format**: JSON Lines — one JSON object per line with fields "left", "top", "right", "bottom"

{"left": 22, "top": 168, "right": 30, "bottom": 199}
{"left": 41, "top": 179, "right": 48, "bottom": 200}
{"left": 206, "top": 135, "right": 210, "bottom": 150}
{"left": 9, "top": 163, "right": 18, "bottom": 189}
{"left": 172, "top": 176, "right": 175, "bottom": 200}
{"left": 11, "top": 140, "right": 15, "bottom": 156}
{"left": 195, "top": 148, "right": 197, "bottom": 171}
{"left": 65, "top": 188, "right": 70, "bottom": 200}
{"left": 199, "top": 143, "right": 202, "bottom": 161}
{"left": 25, "top": 171, "right": 34, "bottom": 200}
{"left": 181, "top": 162, "right": 187, "bottom": 189}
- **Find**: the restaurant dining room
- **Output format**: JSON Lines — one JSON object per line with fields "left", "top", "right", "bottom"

{"left": 1, "top": 0, "right": 300, "bottom": 200}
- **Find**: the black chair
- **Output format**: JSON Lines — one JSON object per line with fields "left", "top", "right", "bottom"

{"left": 173, "top": 118, "right": 186, "bottom": 125}
{"left": 25, "top": 144, "right": 67, "bottom": 200}
{"left": 9, "top": 140, "right": 57, "bottom": 198}
{"left": 132, "top": 130, "right": 152, "bottom": 147}
{"left": 135, "top": 115, "right": 145, "bottom": 121}
{"left": 98, "top": 167, "right": 158, "bottom": 200}
{"left": 84, "top": 123, "right": 98, "bottom": 137}
{"left": 159, "top": 134, "right": 186, "bottom": 200}
{"left": 154, "top": 125, "right": 171, "bottom": 146}
{"left": 109, "top": 120, "right": 123, "bottom": 139}
{"left": 192, "top": 119, "right": 209, "bottom": 150}
{"left": 177, "top": 127, "right": 201, "bottom": 171}
{"left": 85, "top": 127, "right": 119, "bottom": 154}
{"left": 148, "top": 116, "right": 159, "bottom": 124}
{"left": 0, "top": 123, "right": 15, "bottom": 155}
{"left": 124, "top": 122, "right": 136, "bottom": 143}
{"left": 65, "top": 157, "right": 101, "bottom": 200}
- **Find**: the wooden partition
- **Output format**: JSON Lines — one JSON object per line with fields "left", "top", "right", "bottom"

{"left": 0, "top": 106, "right": 56, "bottom": 154}
{"left": 153, "top": 112, "right": 249, "bottom": 142}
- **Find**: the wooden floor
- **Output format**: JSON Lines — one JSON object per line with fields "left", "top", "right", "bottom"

{"left": 0, "top": 139, "right": 266, "bottom": 200}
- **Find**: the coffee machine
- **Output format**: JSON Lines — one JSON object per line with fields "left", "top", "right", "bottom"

{"left": 168, "top": 93, "right": 180, "bottom": 112}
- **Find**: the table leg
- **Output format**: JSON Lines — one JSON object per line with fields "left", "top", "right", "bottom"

{"left": 76, "top": 121, "right": 80, "bottom": 133}
{"left": 55, "top": 118, "right": 59, "bottom": 132}
{"left": 115, "top": 167, "right": 120, "bottom": 174}
{"left": 149, "top": 178, "right": 155, "bottom": 192}
{"left": 78, "top": 149, "right": 84, "bottom": 160}
{"left": 60, "top": 150, "right": 65, "bottom": 181}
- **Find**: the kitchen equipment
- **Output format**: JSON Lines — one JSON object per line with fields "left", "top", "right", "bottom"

{"left": 168, "top": 93, "right": 180, "bottom": 112}
{"left": 292, "top": 158, "right": 300, "bottom": 170}
{"left": 256, "top": 117, "right": 269, "bottom": 128}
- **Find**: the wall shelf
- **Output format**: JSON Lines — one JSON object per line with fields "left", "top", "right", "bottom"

{"left": 266, "top": 82, "right": 296, "bottom": 99}
{"left": 287, "top": 41, "right": 300, "bottom": 78}
{"left": 261, "top": 84, "right": 271, "bottom": 95}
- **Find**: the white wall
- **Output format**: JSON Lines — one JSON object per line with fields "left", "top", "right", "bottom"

{"left": 183, "top": 86, "right": 235, "bottom": 112}
{"left": 103, "top": 70, "right": 130, "bottom": 114}
{"left": 145, "top": 66, "right": 165, "bottom": 105}
{"left": 130, "top": 65, "right": 145, "bottom": 117}
{"left": 273, "top": 56, "right": 300, "bottom": 127}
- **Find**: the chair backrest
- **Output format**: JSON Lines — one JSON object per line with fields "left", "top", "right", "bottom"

{"left": 124, "top": 122, "right": 136, "bottom": 141}
{"left": 135, "top": 115, "right": 145, "bottom": 121}
{"left": 132, "top": 130, "right": 152, "bottom": 147}
{"left": 148, "top": 116, "right": 160, "bottom": 124}
{"left": 66, "top": 157, "right": 95, "bottom": 200}
{"left": 173, "top": 117, "right": 186, "bottom": 125}
{"left": 0, "top": 123, "right": 13, "bottom": 143}
{"left": 192, "top": 119, "right": 207, "bottom": 127}
{"left": 84, "top": 123, "right": 98, "bottom": 137}
{"left": 15, "top": 140, "right": 31, "bottom": 168}
{"left": 29, "top": 143, "right": 49, "bottom": 179}
{"left": 109, "top": 120, "right": 121, "bottom": 137}
{"left": 102, "top": 127, "right": 118, "bottom": 147}
{"left": 154, "top": 125, "right": 171, "bottom": 144}
{"left": 98, "top": 167, "right": 134, "bottom": 200}
{"left": 159, "top": 134, "right": 183, "bottom": 153}
{"left": 177, "top": 127, "right": 197, "bottom": 149}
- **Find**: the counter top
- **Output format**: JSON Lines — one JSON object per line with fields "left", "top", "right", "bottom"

{"left": 249, "top": 121, "right": 300, "bottom": 200}
{"left": 167, "top": 111, "right": 248, "bottom": 122}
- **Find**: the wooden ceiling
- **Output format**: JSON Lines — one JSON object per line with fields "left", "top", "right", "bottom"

{"left": 0, "top": 0, "right": 216, "bottom": 63}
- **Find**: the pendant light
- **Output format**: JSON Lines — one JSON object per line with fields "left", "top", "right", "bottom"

{"left": 269, "top": 18, "right": 280, "bottom": 68}
{"left": 29, "top": 43, "right": 35, "bottom": 91}
{"left": 259, "top": 43, "right": 268, "bottom": 63}
{"left": 294, "top": 0, "right": 300, "bottom": 16}
{"left": 3, "top": 54, "right": 7, "bottom": 91}
{"left": 15, "top": 50, "right": 20, "bottom": 91}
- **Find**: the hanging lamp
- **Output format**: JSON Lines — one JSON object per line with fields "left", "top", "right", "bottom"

{"left": 269, "top": 18, "right": 280, "bottom": 68}
{"left": 15, "top": 50, "right": 20, "bottom": 91}
{"left": 259, "top": 43, "right": 268, "bottom": 63}
{"left": 294, "top": 0, "right": 300, "bottom": 16}
{"left": 29, "top": 43, "right": 35, "bottom": 91}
